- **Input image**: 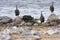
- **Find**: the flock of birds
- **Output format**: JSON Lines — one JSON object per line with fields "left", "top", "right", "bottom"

{"left": 14, "top": 2, "right": 54, "bottom": 24}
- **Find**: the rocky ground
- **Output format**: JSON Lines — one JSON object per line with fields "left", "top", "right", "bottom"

{"left": 0, "top": 14, "right": 60, "bottom": 40}
{"left": 0, "top": 24, "right": 60, "bottom": 40}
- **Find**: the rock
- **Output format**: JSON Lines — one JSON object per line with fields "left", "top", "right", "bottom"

{"left": 0, "top": 29, "right": 11, "bottom": 40}
{"left": 45, "top": 22, "right": 58, "bottom": 26}
{"left": 12, "top": 16, "right": 22, "bottom": 26}
{"left": 23, "top": 22, "right": 33, "bottom": 26}
{"left": 0, "top": 26, "right": 41, "bottom": 40}
{"left": 0, "top": 16, "right": 12, "bottom": 24}
{"left": 47, "top": 13, "right": 59, "bottom": 22}
{"left": 46, "top": 13, "right": 59, "bottom": 26}
{"left": 36, "top": 38, "right": 40, "bottom": 40}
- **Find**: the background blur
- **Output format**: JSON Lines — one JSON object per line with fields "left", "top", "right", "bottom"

{"left": 0, "top": 0, "right": 60, "bottom": 20}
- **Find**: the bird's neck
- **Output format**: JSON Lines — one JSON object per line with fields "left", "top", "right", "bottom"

{"left": 16, "top": 5, "right": 18, "bottom": 10}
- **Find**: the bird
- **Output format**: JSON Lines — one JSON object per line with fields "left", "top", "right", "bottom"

{"left": 40, "top": 11, "right": 45, "bottom": 24}
{"left": 50, "top": 2, "right": 54, "bottom": 12}
{"left": 15, "top": 5, "right": 20, "bottom": 16}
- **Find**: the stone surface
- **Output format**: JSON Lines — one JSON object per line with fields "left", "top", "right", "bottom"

{"left": 45, "top": 13, "right": 60, "bottom": 26}
{"left": 0, "top": 16, "right": 12, "bottom": 24}
{"left": 47, "top": 13, "right": 59, "bottom": 22}
{"left": 0, "top": 26, "right": 41, "bottom": 40}
{"left": 12, "top": 16, "right": 22, "bottom": 26}
{"left": 0, "top": 25, "right": 60, "bottom": 40}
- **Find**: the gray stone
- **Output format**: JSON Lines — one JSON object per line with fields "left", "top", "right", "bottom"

{"left": 46, "top": 13, "right": 59, "bottom": 26}
{"left": 12, "top": 16, "right": 22, "bottom": 26}
{"left": 0, "top": 16, "right": 12, "bottom": 24}
{"left": 47, "top": 13, "right": 59, "bottom": 22}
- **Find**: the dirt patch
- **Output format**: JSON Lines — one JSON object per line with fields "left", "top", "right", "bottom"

{"left": 0, "top": 24, "right": 7, "bottom": 31}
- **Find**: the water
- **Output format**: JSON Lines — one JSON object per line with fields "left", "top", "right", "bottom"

{"left": 0, "top": 0, "right": 60, "bottom": 20}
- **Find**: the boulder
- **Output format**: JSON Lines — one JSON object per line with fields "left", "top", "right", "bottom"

{"left": 0, "top": 16, "right": 12, "bottom": 24}
{"left": 47, "top": 13, "right": 59, "bottom": 22}
{"left": 46, "top": 13, "right": 60, "bottom": 26}
{"left": 12, "top": 16, "right": 22, "bottom": 26}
